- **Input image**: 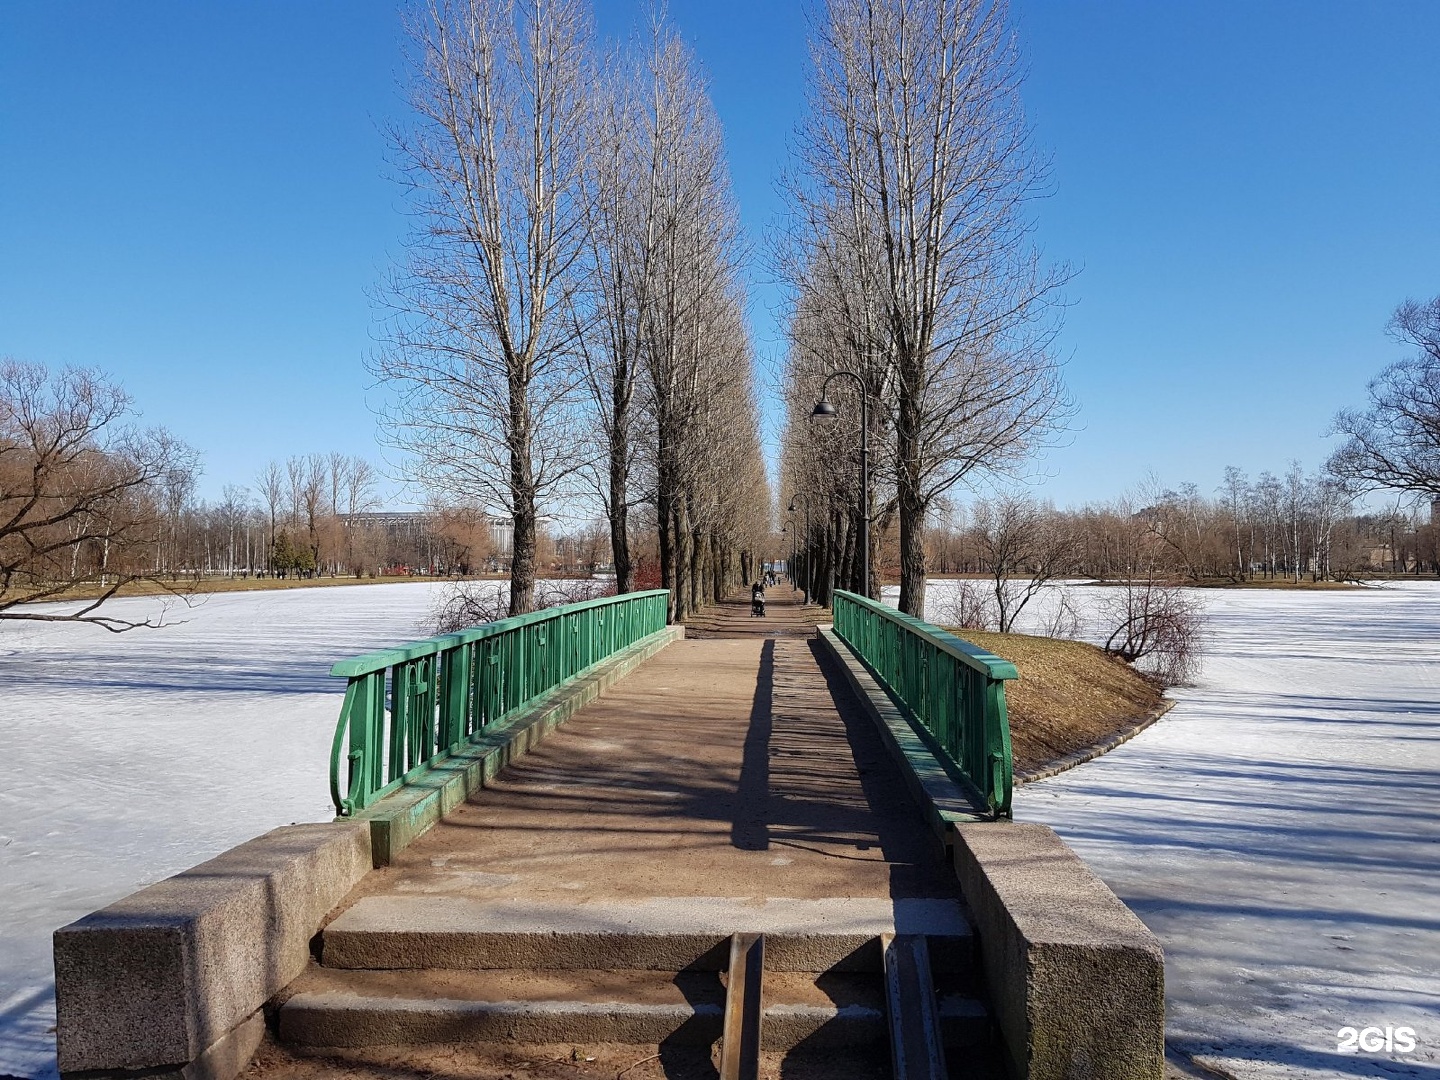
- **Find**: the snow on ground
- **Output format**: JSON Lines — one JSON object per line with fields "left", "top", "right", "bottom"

{"left": 948, "top": 580, "right": 1439, "bottom": 1079}
{"left": 0, "top": 583, "right": 448, "bottom": 1080}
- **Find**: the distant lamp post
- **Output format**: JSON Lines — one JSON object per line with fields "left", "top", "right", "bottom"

{"left": 787, "top": 493, "right": 814, "bottom": 604}
{"left": 781, "top": 516, "right": 799, "bottom": 589}
{"left": 810, "top": 370, "right": 870, "bottom": 598}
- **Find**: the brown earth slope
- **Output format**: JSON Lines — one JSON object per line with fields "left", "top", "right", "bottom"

{"left": 956, "top": 630, "right": 1165, "bottom": 776}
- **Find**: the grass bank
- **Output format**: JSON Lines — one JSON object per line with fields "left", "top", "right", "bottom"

{"left": 1189, "top": 577, "right": 1363, "bottom": 590}
{"left": 925, "top": 572, "right": 1366, "bottom": 590}
{"left": 27, "top": 574, "right": 489, "bottom": 604}
{"left": 957, "top": 629, "right": 1166, "bottom": 777}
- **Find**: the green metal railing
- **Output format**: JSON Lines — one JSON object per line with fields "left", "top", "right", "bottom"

{"left": 327, "top": 589, "right": 669, "bottom": 815}
{"left": 831, "top": 589, "right": 1016, "bottom": 818}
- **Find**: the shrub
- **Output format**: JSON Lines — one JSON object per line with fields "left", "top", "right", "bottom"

{"left": 1097, "top": 578, "right": 1205, "bottom": 685}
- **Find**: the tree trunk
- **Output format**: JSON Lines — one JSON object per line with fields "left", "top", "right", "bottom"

{"left": 687, "top": 506, "right": 704, "bottom": 615}
{"left": 711, "top": 533, "right": 724, "bottom": 602}
{"left": 608, "top": 450, "right": 632, "bottom": 594}
{"left": 509, "top": 500, "right": 537, "bottom": 616}
{"left": 897, "top": 345, "right": 927, "bottom": 616}
{"left": 840, "top": 511, "right": 856, "bottom": 593}
{"left": 508, "top": 387, "right": 537, "bottom": 616}
{"left": 671, "top": 503, "right": 689, "bottom": 623}
{"left": 657, "top": 489, "right": 676, "bottom": 620}
{"left": 656, "top": 406, "right": 679, "bottom": 621}
{"left": 897, "top": 470, "right": 927, "bottom": 617}
{"left": 608, "top": 371, "right": 634, "bottom": 593}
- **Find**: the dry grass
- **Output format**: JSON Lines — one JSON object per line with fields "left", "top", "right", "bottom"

{"left": 20, "top": 573, "right": 527, "bottom": 604}
{"left": 1191, "top": 577, "right": 1362, "bottom": 590}
{"left": 957, "top": 629, "right": 1164, "bottom": 774}
{"left": 30, "top": 574, "right": 466, "bottom": 603}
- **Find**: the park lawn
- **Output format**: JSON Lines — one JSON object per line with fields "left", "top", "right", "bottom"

{"left": 23, "top": 570, "right": 506, "bottom": 604}
{"left": 1190, "top": 576, "right": 1363, "bottom": 590}
{"left": 32, "top": 573, "right": 472, "bottom": 603}
{"left": 925, "top": 572, "right": 1366, "bottom": 590}
{"left": 956, "top": 628, "right": 1165, "bottom": 775}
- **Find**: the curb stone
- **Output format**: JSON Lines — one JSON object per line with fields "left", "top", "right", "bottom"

{"left": 1015, "top": 698, "right": 1176, "bottom": 786}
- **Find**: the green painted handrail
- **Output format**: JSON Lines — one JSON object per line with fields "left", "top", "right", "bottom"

{"left": 831, "top": 590, "right": 1015, "bottom": 818}
{"left": 328, "top": 589, "right": 669, "bottom": 815}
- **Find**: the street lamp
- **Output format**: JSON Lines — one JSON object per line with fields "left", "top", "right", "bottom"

{"left": 781, "top": 516, "right": 799, "bottom": 591}
{"left": 787, "top": 493, "right": 814, "bottom": 604}
{"left": 810, "top": 370, "right": 870, "bottom": 599}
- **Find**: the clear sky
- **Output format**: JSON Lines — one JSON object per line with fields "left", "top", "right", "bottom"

{"left": 2, "top": 1, "right": 1437, "bottom": 511}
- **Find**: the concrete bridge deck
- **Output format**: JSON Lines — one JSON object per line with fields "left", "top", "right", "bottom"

{"left": 340, "top": 591, "right": 960, "bottom": 914}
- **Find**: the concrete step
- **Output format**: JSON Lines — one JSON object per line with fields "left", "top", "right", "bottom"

{"left": 320, "top": 895, "right": 975, "bottom": 974}
{"left": 276, "top": 966, "right": 991, "bottom": 1051}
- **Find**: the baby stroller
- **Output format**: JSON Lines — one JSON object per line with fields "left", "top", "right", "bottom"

{"left": 750, "top": 583, "right": 766, "bottom": 617}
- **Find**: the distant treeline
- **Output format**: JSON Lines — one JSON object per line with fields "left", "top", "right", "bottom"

{"left": 924, "top": 468, "right": 1439, "bottom": 584}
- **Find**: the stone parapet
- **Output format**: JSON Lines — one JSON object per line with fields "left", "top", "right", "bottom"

{"left": 952, "top": 821, "right": 1165, "bottom": 1080}
{"left": 53, "top": 821, "right": 372, "bottom": 1076}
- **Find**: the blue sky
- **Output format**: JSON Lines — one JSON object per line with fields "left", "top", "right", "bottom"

{"left": 2, "top": 1, "right": 1437, "bottom": 511}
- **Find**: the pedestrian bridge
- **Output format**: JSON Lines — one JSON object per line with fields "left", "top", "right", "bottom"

{"left": 52, "top": 590, "right": 1164, "bottom": 1080}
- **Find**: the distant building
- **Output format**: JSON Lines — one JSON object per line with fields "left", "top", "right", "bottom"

{"left": 489, "top": 517, "right": 513, "bottom": 556}
{"left": 338, "top": 510, "right": 514, "bottom": 573}
{"left": 341, "top": 511, "right": 512, "bottom": 551}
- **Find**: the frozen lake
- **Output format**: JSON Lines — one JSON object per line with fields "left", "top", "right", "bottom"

{"left": 1001, "top": 581, "right": 1440, "bottom": 1078}
{"left": 0, "top": 582, "right": 447, "bottom": 1079}
{"left": 2, "top": 580, "right": 1438, "bottom": 1078}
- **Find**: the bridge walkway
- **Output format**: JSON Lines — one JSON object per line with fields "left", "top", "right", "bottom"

{"left": 262, "top": 591, "right": 998, "bottom": 1079}
{"left": 340, "top": 588, "right": 958, "bottom": 916}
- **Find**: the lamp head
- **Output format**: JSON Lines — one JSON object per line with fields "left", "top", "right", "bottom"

{"left": 810, "top": 397, "right": 838, "bottom": 421}
{"left": 787, "top": 499, "right": 798, "bottom": 513}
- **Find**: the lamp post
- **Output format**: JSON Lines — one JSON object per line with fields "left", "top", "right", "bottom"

{"left": 782, "top": 516, "right": 799, "bottom": 591}
{"left": 787, "top": 493, "right": 814, "bottom": 604}
{"left": 810, "top": 370, "right": 870, "bottom": 599}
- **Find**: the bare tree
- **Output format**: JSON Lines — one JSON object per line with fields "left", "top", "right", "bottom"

{"left": 299, "top": 449, "right": 329, "bottom": 567}
{"left": 256, "top": 460, "right": 285, "bottom": 574}
{"left": 1330, "top": 294, "right": 1440, "bottom": 500}
{"left": 971, "top": 493, "right": 1073, "bottom": 632}
{"left": 1098, "top": 577, "right": 1205, "bottom": 686}
{"left": 328, "top": 451, "right": 349, "bottom": 518}
{"left": 217, "top": 484, "right": 250, "bottom": 575}
{"left": 373, "top": 0, "right": 593, "bottom": 616}
{"left": 574, "top": 38, "right": 657, "bottom": 595}
{"left": 1090, "top": 493, "right": 1205, "bottom": 684}
{"left": 344, "top": 457, "right": 380, "bottom": 516}
{"left": 1219, "top": 465, "right": 1249, "bottom": 580}
{"left": 932, "top": 578, "right": 995, "bottom": 631}
{"left": 1, "top": 360, "right": 199, "bottom": 630}
{"left": 786, "top": 0, "right": 1072, "bottom": 618}
{"left": 626, "top": 20, "right": 758, "bottom": 622}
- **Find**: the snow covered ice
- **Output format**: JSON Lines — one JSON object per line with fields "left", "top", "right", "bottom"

{"left": 2, "top": 580, "right": 1439, "bottom": 1079}
{"left": 0, "top": 582, "right": 447, "bottom": 1080}
{"left": 989, "top": 580, "right": 1440, "bottom": 1079}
